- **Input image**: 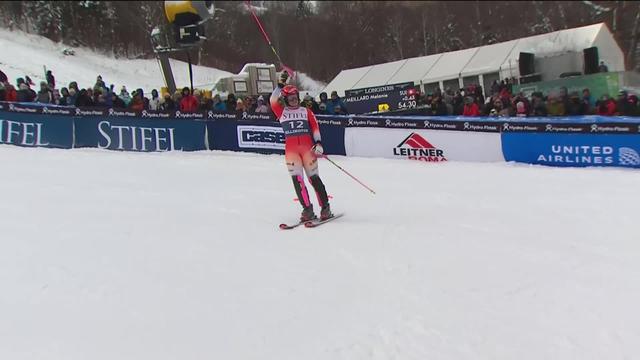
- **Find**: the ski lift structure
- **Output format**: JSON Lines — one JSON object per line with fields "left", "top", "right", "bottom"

{"left": 150, "top": 0, "right": 215, "bottom": 95}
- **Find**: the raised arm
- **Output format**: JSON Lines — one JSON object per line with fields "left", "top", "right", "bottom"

{"left": 270, "top": 86, "right": 284, "bottom": 118}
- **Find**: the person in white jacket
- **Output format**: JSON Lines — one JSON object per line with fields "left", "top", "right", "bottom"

{"left": 149, "top": 89, "right": 161, "bottom": 111}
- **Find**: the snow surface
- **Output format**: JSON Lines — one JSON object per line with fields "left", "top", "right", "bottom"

{"left": 0, "top": 28, "right": 325, "bottom": 95}
{"left": 1, "top": 145, "right": 640, "bottom": 360}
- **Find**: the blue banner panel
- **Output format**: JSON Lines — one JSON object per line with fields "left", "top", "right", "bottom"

{"left": 316, "top": 116, "right": 346, "bottom": 155}
{"left": 207, "top": 120, "right": 284, "bottom": 155}
{"left": 0, "top": 110, "right": 73, "bottom": 148}
{"left": 207, "top": 118, "right": 347, "bottom": 156}
{"left": 501, "top": 132, "right": 640, "bottom": 168}
{"left": 74, "top": 117, "right": 206, "bottom": 151}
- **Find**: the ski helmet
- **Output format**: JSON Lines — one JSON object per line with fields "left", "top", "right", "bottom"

{"left": 282, "top": 85, "right": 300, "bottom": 106}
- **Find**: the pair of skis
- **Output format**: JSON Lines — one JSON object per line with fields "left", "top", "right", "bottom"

{"left": 279, "top": 213, "right": 344, "bottom": 230}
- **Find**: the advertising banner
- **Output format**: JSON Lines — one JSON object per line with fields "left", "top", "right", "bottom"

{"left": 74, "top": 117, "right": 206, "bottom": 151}
{"left": 208, "top": 118, "right": 347, "bottom": 155}
{"left": 501, "top": 132, "right": 640, "bottom": 168}
{"left": 0, "top": 110, "right": 73, "bottom": 148}
{"left": 344, "top": 127, "right": 504, "bottom": 162}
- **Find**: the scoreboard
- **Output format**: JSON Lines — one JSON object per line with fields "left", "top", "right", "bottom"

{"left": 342, "top": 82, "right": 419, "bottom": 114}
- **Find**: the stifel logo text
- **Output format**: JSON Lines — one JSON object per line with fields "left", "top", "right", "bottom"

{"left": 394, "top": 133, "right": 447, "bottom": 162}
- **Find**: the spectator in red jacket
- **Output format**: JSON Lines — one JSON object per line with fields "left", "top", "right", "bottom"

{"left": 462, "top": 96, "right": 480, "bottom": 116}
{"left": 179, "top": 87, "right": 198, "bottom": 112}
{"left": 596, "top": 95, "right": 616, "bottom": 116}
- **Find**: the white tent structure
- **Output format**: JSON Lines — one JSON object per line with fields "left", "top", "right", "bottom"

{"left": 322, "top": 23, "right": 625, "bottom": 97}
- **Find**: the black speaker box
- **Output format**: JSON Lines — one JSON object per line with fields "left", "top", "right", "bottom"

{"left": 519, "top": 52, "right": 535, "bottom": 76}
{"left": 583, "top": 47, "right": 599, "bottom": 75}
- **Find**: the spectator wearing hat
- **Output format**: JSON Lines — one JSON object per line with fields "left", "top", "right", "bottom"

{"left": 301, "top": 93, "right": 319, "bottom": 113}
{"left": 254, "top": 95, "right": 269, "bottom": 113}
{"left": 317, "top": 92, "right": 330, "bottom": 114}
{"left": 327, "top": 91, "right": 348, "bottom": 115}
{"left": 161, "top": 93, "right": 176, "bottom": 111}
{"left": 179, "top": 87, "right": 199, "bottom": 112}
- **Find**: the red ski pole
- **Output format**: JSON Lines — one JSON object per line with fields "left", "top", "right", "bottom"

{"left": 321, "top": 155, "right": 376, "bottom": 195}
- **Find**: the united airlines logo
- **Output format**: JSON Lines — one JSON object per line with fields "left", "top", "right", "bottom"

{"left": 619, "top": 147, "right": 640, "bottom": 166}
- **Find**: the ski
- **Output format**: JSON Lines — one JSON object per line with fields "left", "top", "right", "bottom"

{"left": 304, "top": 213, "right": 344, "bottom": 228}
{"left": 279, "top": 220, "right": 306, "bottom": 230}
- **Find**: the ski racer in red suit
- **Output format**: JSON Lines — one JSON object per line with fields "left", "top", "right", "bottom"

{"left": 270, "top": 71, "right": 333, "bottom": 222}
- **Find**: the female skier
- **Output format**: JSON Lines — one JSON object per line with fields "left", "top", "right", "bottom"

{"left": 270, "top": 71, "right": 333, "bottom": 222}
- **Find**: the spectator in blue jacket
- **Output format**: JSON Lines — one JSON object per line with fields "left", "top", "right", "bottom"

{"left": 327, "top": 91, "right": 348, "bottom": 114}
{"left": 212, "top": 94, "right": 227, "bottom": 111}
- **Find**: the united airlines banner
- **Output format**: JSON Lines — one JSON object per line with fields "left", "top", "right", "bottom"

{"left": 501, "top": 133, "right": 640, "bottom": 168}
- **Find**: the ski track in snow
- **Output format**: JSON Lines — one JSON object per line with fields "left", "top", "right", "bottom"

{"left": 1, "top": 145, "right": 640, "bottom": 360}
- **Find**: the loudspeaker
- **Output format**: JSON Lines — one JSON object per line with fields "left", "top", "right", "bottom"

{"left": 519, "top": 52, "right": 535, "bottom": 76}
{"left": 583, "top": 47, "right": 599, "bottom": 75}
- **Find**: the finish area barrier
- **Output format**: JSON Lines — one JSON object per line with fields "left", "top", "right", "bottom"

{"left": 1, "top": 101, "right": 638, "bottom": 169}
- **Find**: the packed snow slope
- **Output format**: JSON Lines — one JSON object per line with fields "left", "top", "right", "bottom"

{"left": 1, "top": 145, "right": 639, "bottom": 360}
{"left": 0, "top": 27, "right": 325, "bottom": 94}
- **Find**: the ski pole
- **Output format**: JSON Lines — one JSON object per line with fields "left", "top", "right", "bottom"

{"left": 244, "top": 0, "right": 295, "bottom": 79}
{"left": 321, "top": 155, "right": 376, "bottom": 195}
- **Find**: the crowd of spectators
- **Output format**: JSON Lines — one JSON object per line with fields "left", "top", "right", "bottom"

{"left": 416, "top": 78, "right": 640, "bottom": 117}
{"left": 1, "top": 68, "right": 638, "bottom": 117}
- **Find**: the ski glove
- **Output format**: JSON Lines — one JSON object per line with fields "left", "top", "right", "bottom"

{"left": 312, "top": 141, "right": 324, "bottom": 156}
{"left": 278, "top": 71, "right": 289, "bottom": 88}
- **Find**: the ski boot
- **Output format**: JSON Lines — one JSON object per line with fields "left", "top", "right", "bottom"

{"left": 320, "top": 204, "right": 333, "bottom": 221}
{"left": 300, "top": 206, "right": 317, "bottom": 222}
